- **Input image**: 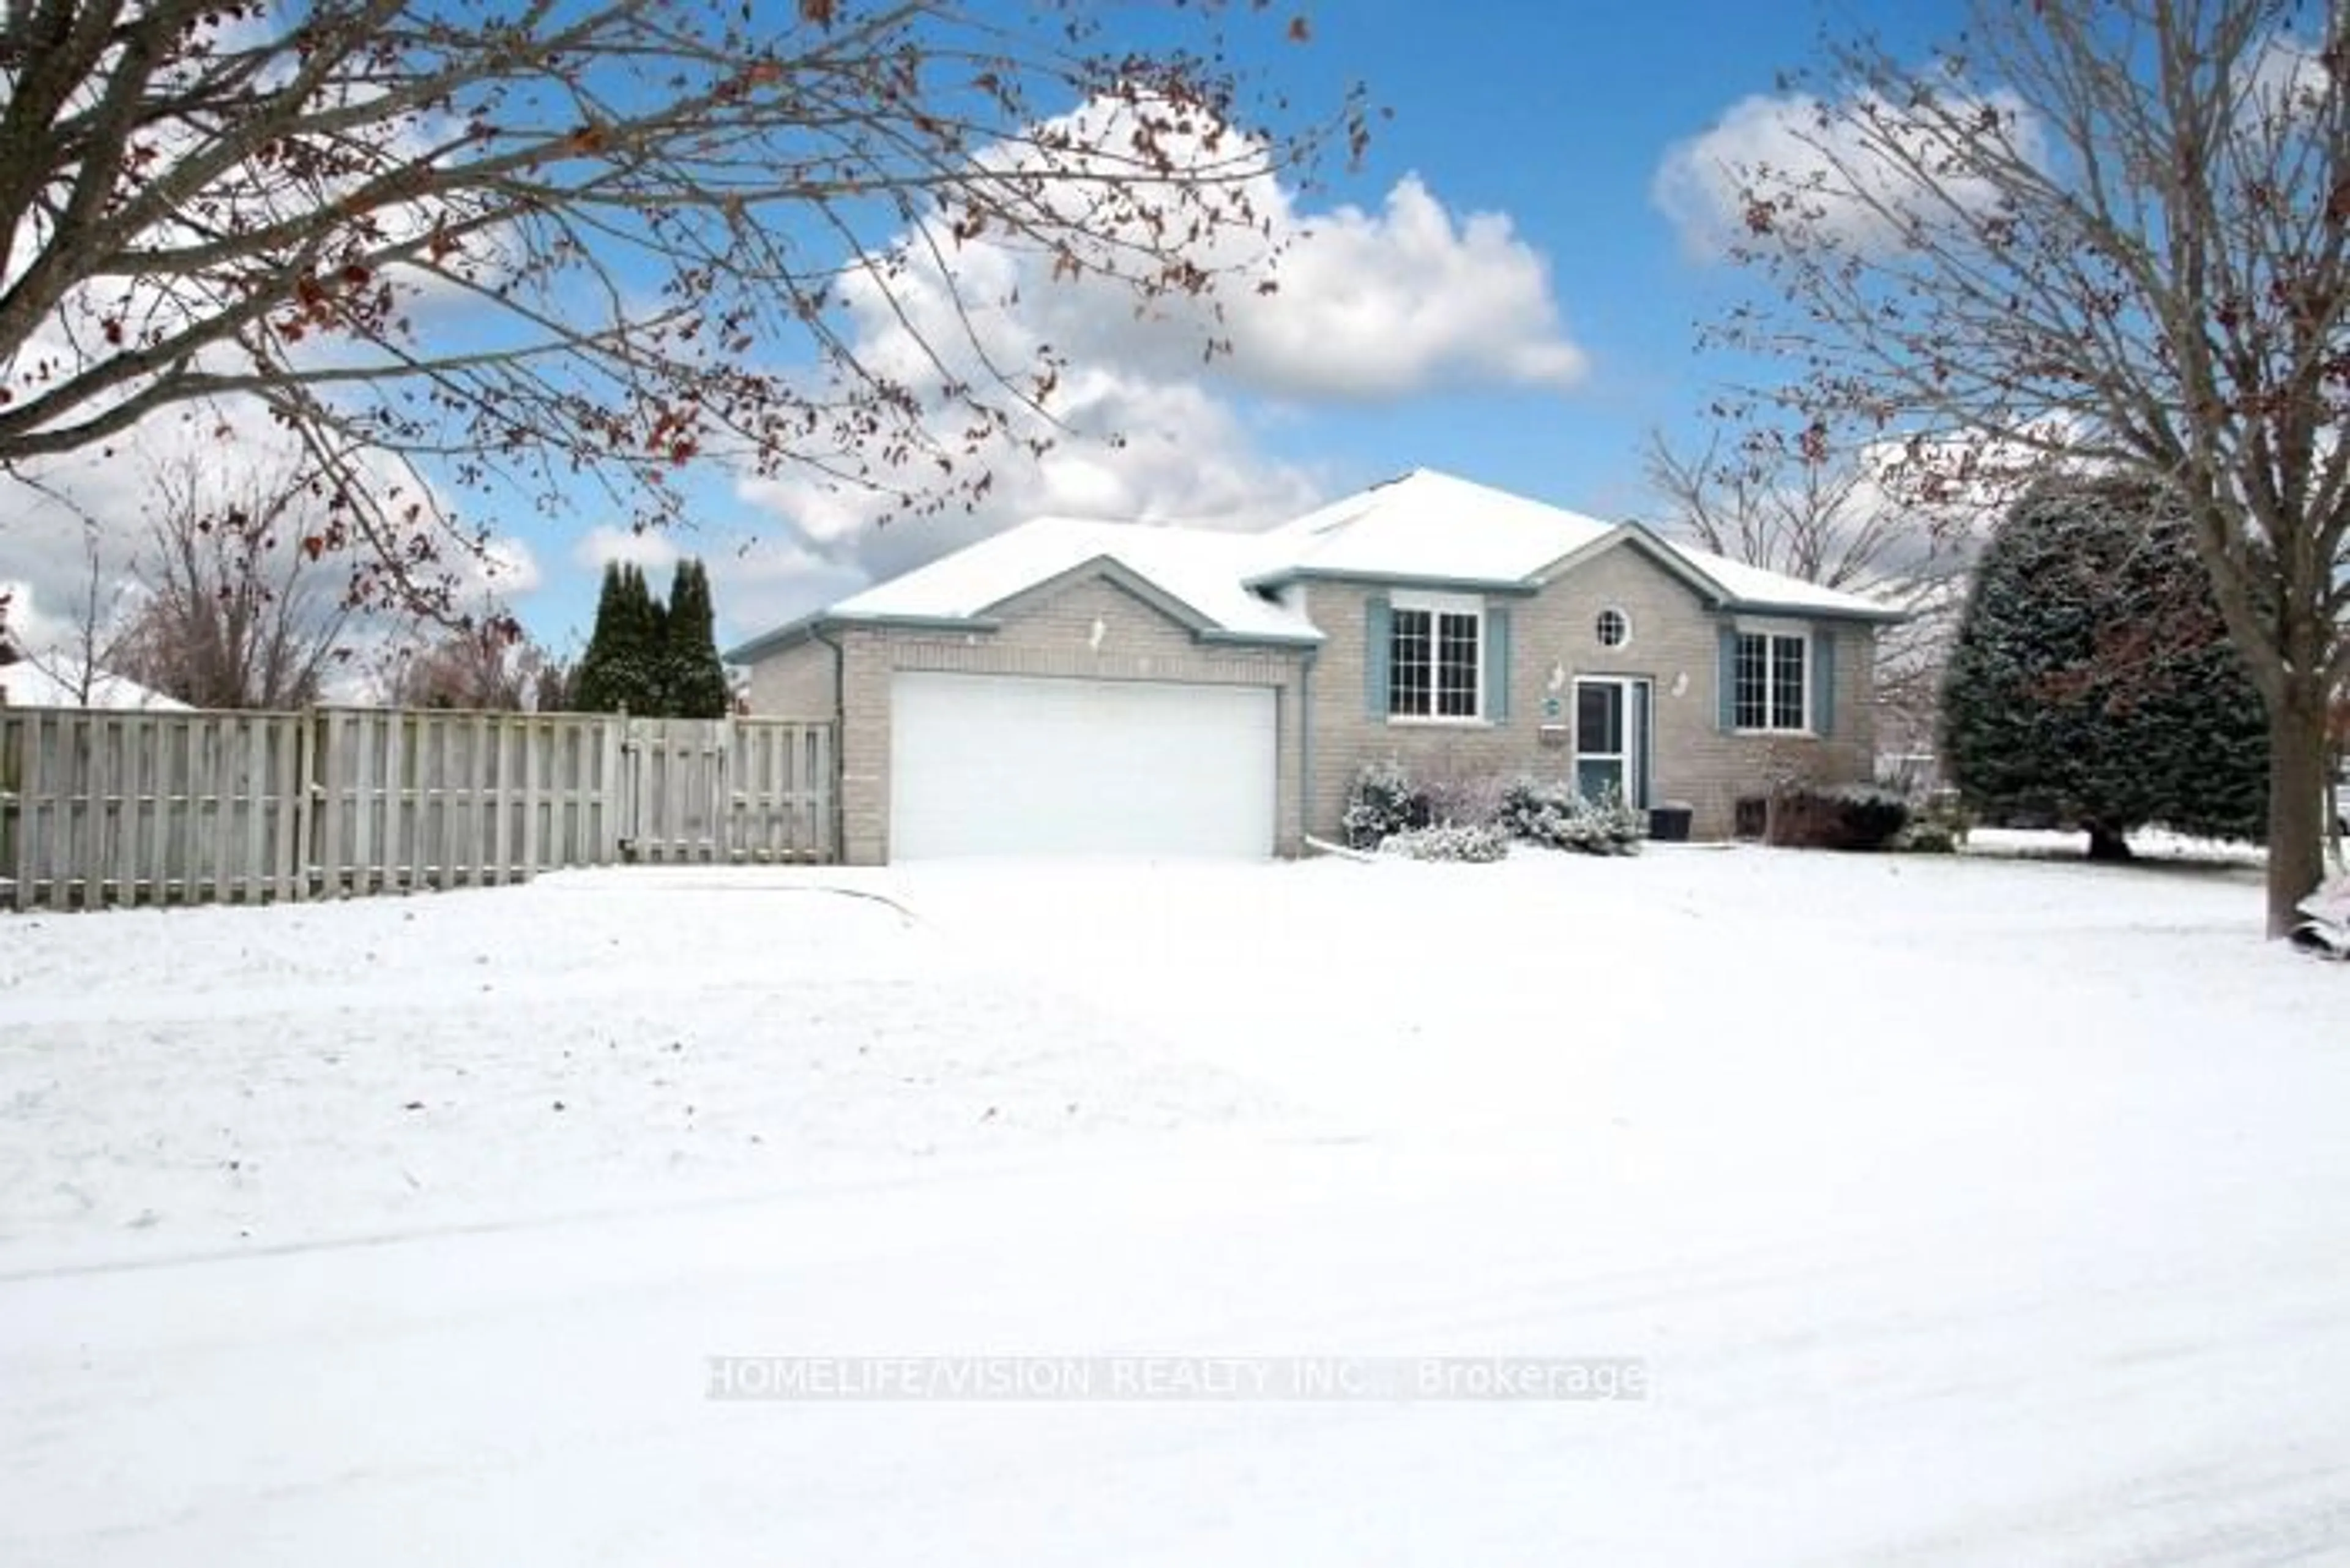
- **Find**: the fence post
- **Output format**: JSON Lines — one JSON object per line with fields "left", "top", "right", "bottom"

{"left": 289, "top": 709, "right": 316, "bottom": 902}
{"left": 1, "top": 712, "right": 23, "bottom": 911}
{"left": 487, "top": 711, "right": 511, "bottom": 886}
{"left": 602, "top": 712, "right": 625, "bottom": 865}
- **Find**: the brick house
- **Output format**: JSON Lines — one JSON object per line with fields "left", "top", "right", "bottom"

{"left": 726, "top": 469, "right": 1902, "bottom": 862}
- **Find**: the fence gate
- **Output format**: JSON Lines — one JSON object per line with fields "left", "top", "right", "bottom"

{"left": 619, "top": 716, "right": 834, "bottom": 865}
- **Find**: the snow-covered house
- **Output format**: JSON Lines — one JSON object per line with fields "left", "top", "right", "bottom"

{"left": 727, "top": 469, "right": 1902, "bottom": 862}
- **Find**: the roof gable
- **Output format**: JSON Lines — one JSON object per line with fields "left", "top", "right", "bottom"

{"left": 1529, "top": 523, "right": 1733, "bottom": 608}
{"left": 981, "top": 556, "right": 1223, "bottom": 638}
{"left": 724, "top": 516, "right": 1319, "bottom": 663}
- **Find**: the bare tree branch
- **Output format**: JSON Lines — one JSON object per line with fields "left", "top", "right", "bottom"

{"left": 1649, "top": 410, "right": 1980, "bottom": 777}
{"left": 0, "top": 1, "right": 1363, "bottom": 612}
{"left": 108, "top": 450, "right": 367, "bottom": 709}
{"left": 378, "top": 617, "right": 565, "bottom": 712}
{"left": 1646, "top": 414, "right": 1970, "bottom": 591}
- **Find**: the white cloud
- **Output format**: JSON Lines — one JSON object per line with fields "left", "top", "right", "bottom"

{"left": 2246, "top": 31, "right": 2335, "bottom": 126}
{"left": 4, "top": 93, "right": 1581, "bottom": 659}
{"left": 725, "top": 365, "right": 1326, "bottom": 639}
{"left": 1654, "top": 89, "right": 2038, "bottom": 261}
{"left": 721, "top": 101, "right": 1575, "bottom": 640}
{"left": 1, "top": 576, "right": 86, "bottom": 656}
{"left": 1226, "top": 176, "right": 1584, "bottom": 398}
{"left": 838, "top": 99, "right": 1583, "bottom": 405}
{"left": 457, "top": 535, "right": 543, "bottom": 600}
{"left": 0, "top": 403, "right": 523, "bottom": 663}
{"left": 968, "top": 168, "right": 1586, "bottom": 400}
{"left": 0, "top": 436, "right": 179, "bottom": 657}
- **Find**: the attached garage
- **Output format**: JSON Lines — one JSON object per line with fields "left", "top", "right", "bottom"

{"left": 889, "top": 671, "right": 1278, "bottom": 859}
{"left": 725, "top": 525, "right": 1319, "bottom": 864}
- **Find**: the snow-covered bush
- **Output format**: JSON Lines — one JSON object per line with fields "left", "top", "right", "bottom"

{"left": 1420, "top": 769, "right": 1509, "bottom": 831}
{"left": 1892, "top": 789, "right": 1971, "bottom": 854}
{"left": 1893, "top": 819, "right": 1962, "bottom": 854}
{"left": 1342, "top": 759, "right": 1430, "bottom": 848}
{"left": 1767, "top": 784, "right": 1911, "bottom": 851}
{"left": 1499, "top": 776, "right": 1575, "bottom": 842}
{"left": 1499, "top": 777, "right": 1646, "bottom": 856}
{"left": 1379, "top": 822, "right": 1510, "bottom": 862}
{"left": 1346, "top": 763, "right": 1644, "bottom": 857}
{"left": 1576, "top": 793, "right": 1651, "bottom": 854}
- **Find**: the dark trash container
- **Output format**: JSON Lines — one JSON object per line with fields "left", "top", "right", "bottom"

{"left": 1648, "top": 804, "right": 1693, "bottom": 842}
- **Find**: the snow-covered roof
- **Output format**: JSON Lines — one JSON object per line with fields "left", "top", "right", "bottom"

{"left": 1662, "top": 541, "right": 1904, "bottom": 619}
{"left": 0, "top": 659, "right": 191, "bottom": 711}
{"left": 1261, "top": 469, "right": 1620, "bottom": 585}
{"left": 730, "top": 468, "right": 1901, "bottom": 661}
{"left": 1258, "top": 469, "right": 1899, "bottom": 619}
{"left": 733, "top": 516, "right": 1319, "bottom": 659}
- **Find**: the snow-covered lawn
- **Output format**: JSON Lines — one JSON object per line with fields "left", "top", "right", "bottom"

{"left": 4, "top": 845, "right": 2348, "bottom": 1564}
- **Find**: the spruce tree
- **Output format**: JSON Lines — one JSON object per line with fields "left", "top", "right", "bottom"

{"left": 625, "top": 564, "right": 668, "bottom": 714}
{"left": 1941, "top": 475, "right": 2269, "bottom": 858}
{"left": 575, "top": 561, "right": 670, "bottom": 714}
{"left": 663, "top": 559, "right": 732, "bottom": 719}
{"left": 572, "top": 562, "right": 632, "bottom": 713}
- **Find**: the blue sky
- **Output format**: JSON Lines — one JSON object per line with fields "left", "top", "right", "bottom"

{"left": 1284, "top": 2, "right": 1803, "bottom": 498}
{"left": 1192, "top": 0, "right": 1954, "bottom": 512}
{"left": 0, "top": 1, "right": 1959, "bottom": 666}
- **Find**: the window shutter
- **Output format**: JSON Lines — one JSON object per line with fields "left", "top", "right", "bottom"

{"left": 1365, "top": 595, "right": 1392, "bottom": 719}
{"left": 1716, "top": 625, "right": 1737, "bottom": 733}
{"left": 1635, "top": 681, "right": 1654, "bottom": 808}
{"left": 1635, "top": 681, "right": 1655, "bottom": 808}
{"left": 1485, "top": 607, "right": 1512, "bottom": 724}
{"left": 1811, "top": 627, "right": 1837, "bottom": 737}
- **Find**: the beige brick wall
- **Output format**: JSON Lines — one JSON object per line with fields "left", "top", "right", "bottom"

{"left": 747, "top": 573, "right": 1308, "bottom": 864}
{"left": 744, "top": 638, "right": 838, "bottom": 718}
{"left": 1303, "top": 545, "right": 1878, "bottom": 840}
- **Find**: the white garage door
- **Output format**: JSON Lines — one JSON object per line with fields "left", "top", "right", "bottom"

{"left": 890, "top": 672, "right": 1277, "bottom": 859}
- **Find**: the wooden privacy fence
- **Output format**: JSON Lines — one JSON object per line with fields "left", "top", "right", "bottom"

{"left": 0, "top": 706, "right": 835, "bottom": 910}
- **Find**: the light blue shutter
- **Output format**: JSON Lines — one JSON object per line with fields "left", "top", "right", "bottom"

{"left": 1635, "top": 681, "right": 1654, "bottom": 807}
{"left": 1811, "top": 627, "right": 1837, "bottom": 737}
{"left": 1485, "top": 607, "right": 1512, "bottom": 724}
{"left": 1716, "top": 625, "right": 1739, "bottom": 733}
{"left": 1365, "top": 595, "right": 1392, "bottom": 719}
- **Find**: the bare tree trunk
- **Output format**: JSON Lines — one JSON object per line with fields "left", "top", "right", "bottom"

{"left": 2267, "top": 678, "right": 2332, "bottom": 939}
{"left": 2330, "top": 697, "right": 2347, "bottom": 869}
{"left": 2084, "top": 822, "right": 2133, "bottom": 862}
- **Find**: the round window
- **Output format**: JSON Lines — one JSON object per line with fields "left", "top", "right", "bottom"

{"left": 1595, "top": 608, "right": 1630, "bottom": 648}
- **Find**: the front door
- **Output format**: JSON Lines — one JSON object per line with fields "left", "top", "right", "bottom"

{"left": 1573, "top": 678, "right": 1648, "bottom": 806}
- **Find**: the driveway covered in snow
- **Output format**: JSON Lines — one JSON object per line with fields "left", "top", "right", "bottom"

{"left": 4, "top": 848, "right": 2348, "bottom": 1564}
